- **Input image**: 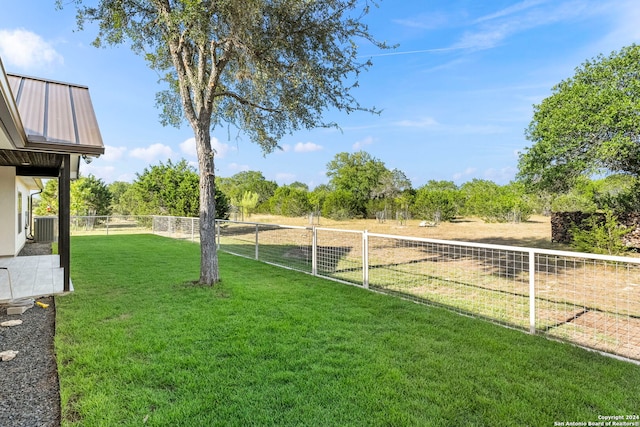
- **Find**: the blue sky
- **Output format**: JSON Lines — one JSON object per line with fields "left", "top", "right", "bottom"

{"left": 1, "top": 1, "right": 639, "bottom": 189}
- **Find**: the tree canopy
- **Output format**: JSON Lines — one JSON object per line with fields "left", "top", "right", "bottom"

{"left": 121, "top": 159, "right": 229, "bottom": 219}
{"left": 35, "top": 175, "right": 111, "bottom": 216}
{"left": 326, "top": 151, "right": 389, "bottom": 217}
{"left": 65, "top": 0, "right": 387, "bottom": 284}
{"left": 518, "top": 44, "right": 640, "bottom": 193}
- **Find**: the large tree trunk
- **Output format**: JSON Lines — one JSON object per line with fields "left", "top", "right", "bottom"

{"left": 194, "top": 123, "right": 219, "bottom": 285}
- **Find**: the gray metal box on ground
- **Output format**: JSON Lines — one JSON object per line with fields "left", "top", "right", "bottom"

{"left": 34, "top": 217, "right": 56, "bottom": 243}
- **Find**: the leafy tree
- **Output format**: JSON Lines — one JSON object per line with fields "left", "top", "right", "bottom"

{"left": 217, "top": 171, "right": 277, "bottom": 212}
{"left": 461, "top": 180, "right": 532, "bottom": 223}
{"left": 66, "top": 0, "right": 387, "bottom": 285}
{"left": 412, "top": 181, "right": 461, "bottom": 222}
{"left": 108, "top": 181, "right": 132, "bottom": 214}
{"left": 34, "top": 179, "right": 59, "bottom": 216}
{"left": 288, "top": 181, "right": 309, "bottom": 192}
{"left": 550, "top": 192, "right": 598, "bottom": 213}
{"left": 518, "top": 44, "right": 640, "bottom": 194}
{"left": 309, "top": 184, "right": 331, "bottom": 214}
{"left": 326, "top": 151, "right": 388, "bottom": 217}
{"left": 269, "top": 185, "right": 311, "bottom": 217}
{"left": 124, "top": 159, "right": 229, "bottom": 219}
{"left": 549, "top": 176, "right": 598, "bottom": 213}
{"left": 231, "top": 191, "right": 259, "bottom": 220}
{"left": 71, "top": 175, "right": 112, "bottom": 216}
{"left": 322, "top": 189, "right": 358, "bottom": 220}
{"left": 35, "top": 175, "right": 111, "bottom": 216}
{"left": 372, "top": 168, "right": 412, "bottom": 218}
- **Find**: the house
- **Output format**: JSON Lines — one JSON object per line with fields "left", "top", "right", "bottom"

{"left": 0, "top": 56, "right": 105, "bottom": 300}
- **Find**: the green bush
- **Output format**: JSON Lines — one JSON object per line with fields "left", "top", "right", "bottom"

{"left": 570, "top": 210, "right": 631, "bottom": 255}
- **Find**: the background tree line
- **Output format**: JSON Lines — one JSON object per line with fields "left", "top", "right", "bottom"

{"left": 38, "top": 150, "right": 638, "bottom": 227}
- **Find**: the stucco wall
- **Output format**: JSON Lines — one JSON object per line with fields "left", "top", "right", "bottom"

{"left": 15, "top": 176, "right": 30, "bottom": 255}
{"left": 0, "top": 167, "right": 16, "bottom": 256}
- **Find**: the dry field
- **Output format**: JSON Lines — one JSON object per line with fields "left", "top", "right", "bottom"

{"left": 249, "top": 214, "right": 566, "bottom": 250}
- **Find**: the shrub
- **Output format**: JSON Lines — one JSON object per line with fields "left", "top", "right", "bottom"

{"left": 570, "top": 210, "right": 631, "bottom": 255}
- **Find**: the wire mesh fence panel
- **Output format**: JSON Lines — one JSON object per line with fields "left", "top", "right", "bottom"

{"left": 217, "top": 221, "right": 260, "bottom": 259}
{"left": 152, "top": 216, "right": 199, "bottom": 241}
{"left": 315, "top": 228, "right": 364, "bottom": 285}
{"left": 71, "top": 216, "right": 153, "bottom": 235}
{"left": 367, "top": 234, "right": 531, "bottom": 329}
{"left": 256, "top": 224, "right": 313, "bottom": 273}
{"left": 534, "top": 253, "right": 640, "bottom": 361}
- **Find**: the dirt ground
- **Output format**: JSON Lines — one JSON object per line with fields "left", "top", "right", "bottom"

{"left": 249, "top": 214, "right": 565, "bottom": 249}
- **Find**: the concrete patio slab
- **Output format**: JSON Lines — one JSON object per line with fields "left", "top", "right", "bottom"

{"left": 0, "top": 255, "right": 72, "bottom": 303}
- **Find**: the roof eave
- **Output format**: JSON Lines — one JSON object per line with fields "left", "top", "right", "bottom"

{"left": 25, "top": 140, "right": 105, "bottom": 157}
{"left": 0, "top": 58, "right": 27, "bottom": 149}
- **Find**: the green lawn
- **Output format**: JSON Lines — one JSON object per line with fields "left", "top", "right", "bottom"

{"left": 56, "top": 234, "right": 640, "bottom": 426}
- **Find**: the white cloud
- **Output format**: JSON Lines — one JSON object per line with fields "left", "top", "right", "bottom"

{"left": 452, "top": 167, "right": 477, "bottom": 181}
{"left": 102, "top": 145, "right": 127, "bottom": 162}
{"left": 452, "top": 0, "right": 592, "bottom": 52}
{"left": 279, "top": 144, "right": 292, "bottom": 152}
{"left": 394, "top": 117, "right": 439, "bottom": 128}
{"left": 179, "top": 136, "right": 233, "bottom": 159}
{"left": 130, "top": 143, "right": 174, "bottom": 162}
{"left": 0, "top": 28, "right": 63, "bottom": 70}
{"left": 276, "top": 172, "right": 296, "bottom": 183}
{"left": 294, "top": 142, "right": 323, "bottom": 153}
{"left": 80, "top": 164, "right": 116, "bottom": 182}
{"left": 352, "top": 136, "right": 375, "bottom": 150}
{"left": 474, "top": 0, "right": 549, "bottom": 24}
{"left": 179, "top": 138, "right": 197, "bottom": 157}
{"left": 227, "top": 163, "right": 250, "bottom": 172}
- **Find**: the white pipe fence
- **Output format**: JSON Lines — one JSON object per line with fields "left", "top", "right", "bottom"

{"left": 66, "top": 215, "right": 640, "bottom": 362}
{"left": 214, "top": 219, "right": 640, "bottom": 362}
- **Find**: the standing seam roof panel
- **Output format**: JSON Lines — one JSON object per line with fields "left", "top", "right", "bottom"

{"left": 15, "top": 78, "right": 45, "bottom": 139}
{"left": 46, "top": 83, "right": 75, "bottom": 144}
{"left": 71, "top": 86, "right": 101, "bottom": 147}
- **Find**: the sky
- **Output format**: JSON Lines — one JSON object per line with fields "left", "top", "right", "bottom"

{"left": 1, "top": 1, "right": 639, "bottom": 189}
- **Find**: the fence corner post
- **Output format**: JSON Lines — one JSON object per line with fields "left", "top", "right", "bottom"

{"left": 363, "top": 230, "right": 369, "bottom": 289}
{"left": 529, "top": 250, "right": 536, "bottom": 334}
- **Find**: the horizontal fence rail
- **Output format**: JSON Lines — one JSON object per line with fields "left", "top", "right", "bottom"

{"left": 54, "top": 215, "right": 640, "bottom": 361}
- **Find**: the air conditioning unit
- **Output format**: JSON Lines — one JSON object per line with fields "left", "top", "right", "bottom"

{"left": 34, "top": 217, "right": 56, "bottom": 243}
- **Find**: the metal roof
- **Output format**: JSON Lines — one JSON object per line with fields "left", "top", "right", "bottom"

{"left": 6, "top": 73, "right": 104, "bottom": 156}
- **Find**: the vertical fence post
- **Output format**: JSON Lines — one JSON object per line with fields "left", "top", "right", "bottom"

{"left": 363, "top": 230, "right": 369, "bottom": 289}
{"left": 312, "top": 227, "right": 318, "bottom": 276}
{"left": 216, "top": 220, "right": 221, "bottom": 250}
{"left": 529, "top": 250, "right": 536, "bottom": 334}
{"left": 106, "top": 215, "right": 110, "bottom": 236}
{"left": 255, "top": 224, "right": 259, "bottom": 260}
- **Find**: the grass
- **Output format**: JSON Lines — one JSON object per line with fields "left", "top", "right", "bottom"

{"left": 56, "top": 234, "right": 640, "bottom": 426}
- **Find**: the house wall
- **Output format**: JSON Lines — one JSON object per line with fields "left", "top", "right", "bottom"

{"left": 0, "top": 167, "right": 16, "bottom": 256}
{"left": 15, "top": 176, "right": 30, "bottom": 254}
{"left": 0, "top": 168, "right": 32, "bottom": 256}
